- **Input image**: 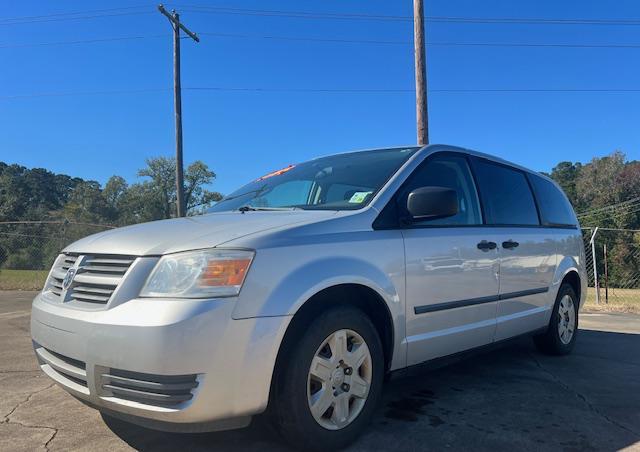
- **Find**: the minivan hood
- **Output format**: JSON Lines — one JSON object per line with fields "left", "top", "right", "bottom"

{"left": 64, "top": 210, "right": 338, "bottom": 256}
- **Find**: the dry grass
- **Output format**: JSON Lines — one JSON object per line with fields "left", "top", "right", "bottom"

{"left": 0, "top": 269, "right": 48, "bottom": 291}
{"left": 583, "top": 287, "right": 640, "bottom": 314}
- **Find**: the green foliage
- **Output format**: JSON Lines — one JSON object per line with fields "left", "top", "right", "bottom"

{"left": 0, "top": 157, "right": 223, "bottom": 270}
{"left": 549, "top": 151, "right": 640, "bottom": 288}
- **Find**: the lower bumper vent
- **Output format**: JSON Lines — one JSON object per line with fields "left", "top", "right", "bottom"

{"left": 35, "top": 346, "right": 88, "bottom": 391}
{"left": 101, "top": 369, "right": 198, "bottom": 407}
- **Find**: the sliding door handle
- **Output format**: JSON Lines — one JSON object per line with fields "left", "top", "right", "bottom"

{"left": 502, "top": 240, "right": 520, "bottom": 250}
{"left": 477, "top": 240, "right": 497, "bottom": 251}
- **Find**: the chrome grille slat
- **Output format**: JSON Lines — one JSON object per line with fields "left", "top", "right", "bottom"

{"left": 86, "top": 258, "right": 135, "bottom": 266}
{"left": 81, "top": 265, "right": 128, "bottom": 274}
{"left": 46, "top": 253, "right": 135, "bottom": 306}
{"left": 73, "top": 285, "right": 114, "bottom": 295}
{"left": 72, "top": 273, "right": 121, "bottom": 287}
{"left": 71, "top": 293, "right": 111, "bottom": 303}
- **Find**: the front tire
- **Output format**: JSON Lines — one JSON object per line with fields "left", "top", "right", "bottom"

{"left": 534, "top": 283, "right": 579, "bottom": 355}
{"left": 271, "top": 306, "right": 384, "bottom": 451}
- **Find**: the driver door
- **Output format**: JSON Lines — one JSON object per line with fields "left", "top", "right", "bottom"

{"left": 400, "top": 153, "right": 500, "bottom": 366}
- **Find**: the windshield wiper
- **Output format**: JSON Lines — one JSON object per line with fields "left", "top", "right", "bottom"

{"left": 237, "top": 205, "right": 300, "bottom": 213}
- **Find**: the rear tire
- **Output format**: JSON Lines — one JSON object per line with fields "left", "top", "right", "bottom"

{"left": 270, "top": 306, "right": 384, "bottom": 451}
{"left": 534, "top": 283, "right": 579, "bottom": 355}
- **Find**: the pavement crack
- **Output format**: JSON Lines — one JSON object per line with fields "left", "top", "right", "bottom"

{"left": 3, "top": 383, "right": 59, "bottom": 451}
{"left": 44, "top": 427, "right": 58, "bottom": 451}
{"left": 2, "top": 383, "right": 55, "bottom": 423}
{"left": 530, "top": 352, "right": 639, "bottom": 436}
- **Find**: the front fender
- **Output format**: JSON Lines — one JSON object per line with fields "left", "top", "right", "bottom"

{"left": 234, "top": 255, "right": 401, "bottom": 318}
{"left": 232, "top": 253, "right": 406, "bottom": 370}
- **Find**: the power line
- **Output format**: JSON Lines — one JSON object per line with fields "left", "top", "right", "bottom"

{"left": 0, "top": 34, "right": 169, "bottom": 49}
{"left": 578, "top": 201, "right": 640, "bottom": 217}
{"left": 430, "top": 41, "right": 640, "bottom": 49}
{"left": 197, "top": 31, "right": 408, "bottom": 45}
{"left": 577, "top": 196, "right": 640, "bottom": 217}
{"left": 0, "top": 10, "right": 153, "bottom": 26}
{"left": 426, "top": 16, "right": 640, "bottom": 26}
{"left": 176, "top": 5, "right": 412, "bottom": 22}
{"left": 185, "top": 87, "right": 415, "bottom": 93}
{"left": 176, "top": 5, "right": 640, "bottom": 26}
{"left": 0, "top": 5, "right": 150, "bottom": 23}
{"left": 6, "top": 30, "right": 640, "bottom": 50}
{"left": 199, "top": 32, "right": 640, "bottom": 49}
{"left": 6, "top": 87, "right": 640, "bottom": 101}
{"left": 3, "top": 4, "right": 640, "bottom": 27}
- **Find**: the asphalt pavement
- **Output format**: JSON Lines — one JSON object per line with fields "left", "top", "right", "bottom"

{"left": 1, "top": 290, "right": 639, "bottom": 451}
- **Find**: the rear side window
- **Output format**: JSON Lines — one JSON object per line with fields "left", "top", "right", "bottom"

{"left": 529, "top": 175, "right": 577, "bottom": 227}
{"left": 473, "top": 159, "right": 539, "bottom": 226}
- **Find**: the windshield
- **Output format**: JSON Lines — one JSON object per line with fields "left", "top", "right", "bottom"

{"left": 209, "top": 147, "right": 419, "bottom": 212}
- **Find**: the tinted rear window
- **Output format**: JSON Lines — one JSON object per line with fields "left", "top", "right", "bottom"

{"left": 474, "top": 159, "right": 540, "bottom": 226}
{"left": 529, "top": 175, "right": 577, "bottom": 227}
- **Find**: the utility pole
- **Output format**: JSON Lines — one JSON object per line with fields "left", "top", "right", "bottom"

{"left": 413, "top": 0, "right": 429, "bottom": 145}
{"left": 158, "top": 4, "right": 199, "bottom": 217}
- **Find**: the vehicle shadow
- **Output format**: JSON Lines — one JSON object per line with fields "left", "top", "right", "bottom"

{"left": 103, "top": 329, "right": 640, "bottom": 451}
{"left": 101, "top": 412, "right": 291, "bottom": 451}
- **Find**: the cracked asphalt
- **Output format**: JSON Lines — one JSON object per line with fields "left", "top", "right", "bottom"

{"left": 1, "top": 291, "right": 639, "bottom": 451}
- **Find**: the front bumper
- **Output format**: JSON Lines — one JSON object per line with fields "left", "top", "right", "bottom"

{"left": 30, "top": 292, "right": 291, "bottom": 432}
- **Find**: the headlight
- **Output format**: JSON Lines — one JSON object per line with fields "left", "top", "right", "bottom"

{"left": 139, "top": 249, "right": 254, "bottom": 298}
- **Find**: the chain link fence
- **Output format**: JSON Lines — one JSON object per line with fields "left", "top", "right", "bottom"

{"left": 582, "top": 227, "right": 640, "bottom": 310}
{"left": 0, "top": 221, "right": 115, "bottom": 290}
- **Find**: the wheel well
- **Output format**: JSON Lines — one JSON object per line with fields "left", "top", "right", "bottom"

{"left": 273, "top": 284, "right": 395, "bottom": 383}
{"left": 562, "top": 271, "right": 581, "bottom": 302}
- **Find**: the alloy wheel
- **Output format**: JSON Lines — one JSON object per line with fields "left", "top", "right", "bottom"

{"left": 557, "top": 294, "right": 576, "bottom": 345}
{"left": 307, "top": 329, "right": 372, "bottom": 430}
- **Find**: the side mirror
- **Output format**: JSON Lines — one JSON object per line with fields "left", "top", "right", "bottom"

{"left": 406, "top": 186, "right": 458, "bottom": 221}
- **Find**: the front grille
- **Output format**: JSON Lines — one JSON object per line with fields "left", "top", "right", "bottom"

{"left": 101, "top": 369, "right": 199, "bottom": 407}
{"left": 35, "top": 346, "right": 88, "bottom": 391}
{"left": 47, "top": 254, "right": 135, "bottom": 305}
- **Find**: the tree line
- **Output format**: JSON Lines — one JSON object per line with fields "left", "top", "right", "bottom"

{"left": 0, "top": 156, "right": 221, "bottom": 269}
{"left": 0, "top": 156, "right": 222, "bottom": 226}
{"left": 546, "top": 151, "right": 640, "bottom": 289}
{"left": 1, "top": 151, "right": 638, "bottom": 285}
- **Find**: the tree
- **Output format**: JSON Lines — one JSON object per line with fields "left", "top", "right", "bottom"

{"left": 137, "top": 157, "right": 222, "bottom": 218}
{"left": 549, "top": 161, "right": 581, "bottom": 209}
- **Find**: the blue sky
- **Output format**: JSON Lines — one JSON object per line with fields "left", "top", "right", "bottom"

{"left": 1, "top": 0, "right": 639, "bottom": 195}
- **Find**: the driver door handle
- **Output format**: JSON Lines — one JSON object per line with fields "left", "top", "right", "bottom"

{"left": 477, "top": 240, "right": 497, "bottom": 251}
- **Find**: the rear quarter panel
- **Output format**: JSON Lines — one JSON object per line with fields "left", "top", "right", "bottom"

{"left": 552, "top": 229, "right": 588, "bottom": 310}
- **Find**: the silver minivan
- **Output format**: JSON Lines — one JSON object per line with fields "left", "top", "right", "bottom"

{"left": 31, "top": 145, "right": 586, "bottom": 450}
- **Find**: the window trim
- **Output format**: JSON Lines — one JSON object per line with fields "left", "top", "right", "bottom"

{"left": 373, "top": 152, "right": 579, "bottom": 231}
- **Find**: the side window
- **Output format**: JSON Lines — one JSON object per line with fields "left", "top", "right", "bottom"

{"left": 473, "top": 159, "right": 539, "bottom": 226}
{"left": 529, "top": 175, "right": 577, "bottom": 227}
{"left": 401, "top": 154, "right": 482, "bottom": 226}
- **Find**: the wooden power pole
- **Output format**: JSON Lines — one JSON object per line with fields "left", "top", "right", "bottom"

{"left": 413, "top": 0, "right": 429, "bottom": 145}
{"left": 158, "top": 4, "right": 199, "bottom": 217}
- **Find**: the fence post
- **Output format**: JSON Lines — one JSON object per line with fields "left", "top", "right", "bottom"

{"left": 603, "top": 243, "right": 609, "bottom": 304}
{"left": 589, "top": 227, "right": 599, "bottom": 305}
